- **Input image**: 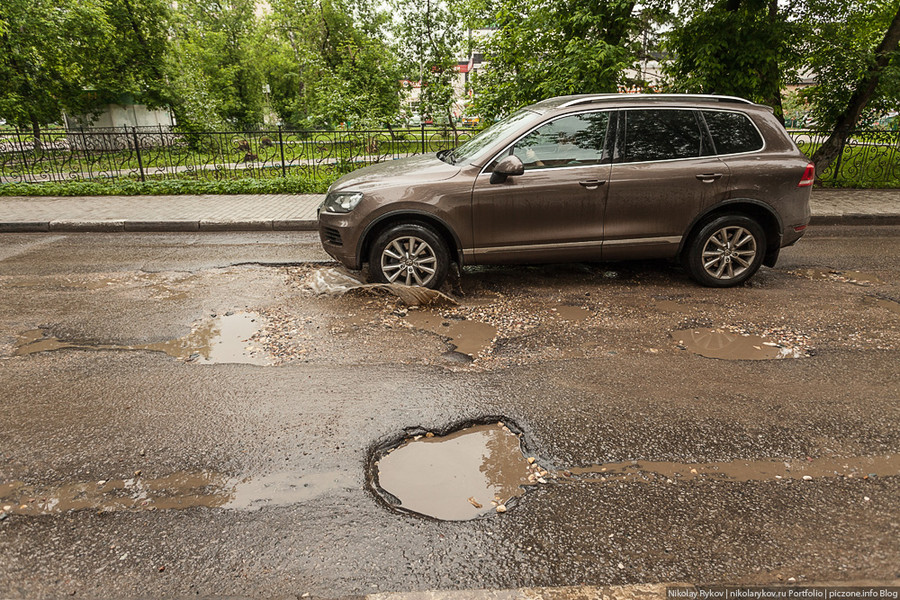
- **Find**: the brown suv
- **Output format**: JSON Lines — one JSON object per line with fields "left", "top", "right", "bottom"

{"left": 318, "top": 94, "right": 813, "bottom": 288}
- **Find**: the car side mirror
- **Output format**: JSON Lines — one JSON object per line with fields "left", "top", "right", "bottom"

{"left": 490, "top": 154, "right": 525, "bottom": 184}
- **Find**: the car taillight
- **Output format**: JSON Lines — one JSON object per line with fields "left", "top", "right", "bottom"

{"left": 799, "top": 163, "right": 815, "bottom": 187}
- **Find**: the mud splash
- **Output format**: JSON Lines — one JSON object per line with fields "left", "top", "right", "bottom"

{"left": 404, "top": 311, "right": 497, "bottom": 358}
{"left": 13, "top": 312, "right": 271, "bottom": 365}
{"left": 373, "top": 423, "right": 547, "bottom": 520}
{"left": 674, "top": 328, "right": 804, "bottom": 360}
{"left": 564, "top": 454, "right": 899, "bottom": 484}
{"left": 306, "top": 267, "right": 456, "bottom": 306}
{"left": 0, "top": 470, "right": 354, "bottom": 516}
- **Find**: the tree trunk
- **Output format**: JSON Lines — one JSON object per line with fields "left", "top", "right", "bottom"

{"left": 812, "top": 4, "right": 900, "bottom": 175}
{"left": 31, "top": 117, "right": 42, "bottom": 152}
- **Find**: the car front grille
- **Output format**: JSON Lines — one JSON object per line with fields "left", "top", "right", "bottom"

{"left": 323, "top": 227, "right": 343, "bottom": 246}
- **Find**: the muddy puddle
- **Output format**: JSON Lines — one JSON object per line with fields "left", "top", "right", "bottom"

{"left": 552, "top": 306, "right": 592, "bottom": 321}
{"left": 863, "top": 296, "right": 900, "bottom": 316}
{"left": 793, "top": 268, "right": 881, "bottom": 285}
{"left": 13, "top": 312, "right": 271, "bottom": 365}
{"left": 0, "top": 470, "right": 354, "bottom": 517}
{"left": 651, "top": 299, "right": 693, "bottom": 313}
{"left": 373, "top": 423, "right": 548, "bottom": 520}
{"left": 674, "top": 328, "right": 805, "bottom": 360}
{"left": 565, "top": 454, "right": 900, "bottom": 484}
{"left": 403, "top": 311, "right": 498, "bottom": 358}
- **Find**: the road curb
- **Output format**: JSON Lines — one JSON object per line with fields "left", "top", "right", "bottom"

{"left": 809, "top": 214, "right": 900, "bottom": 226}
{"left": 0, "top": 216, "right": 897, "bottom": 233}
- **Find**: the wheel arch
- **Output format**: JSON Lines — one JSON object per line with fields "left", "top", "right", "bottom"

{"left": 357, "top": 210, "right": 463, "bottom": 268}
{"left": 679, "top": 199, "right": 783, "bottom": 267}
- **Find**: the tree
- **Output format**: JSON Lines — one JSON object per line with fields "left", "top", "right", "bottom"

{"left": 261, "top": 0, "right": 401, "bottom": 127}
{"left": 0, "top": 0, "right": 174, "bottom": 142}
{"left": 392, "top": 0, "right": 465, "bottom": 129}
{"left": 466, "top": 0, "right": 639, "bottom": 122}
{"left": 805, "top": 0, "right": 900, "bottom": 173}
{"left": 661, "top": 0, "right": 801, "bottom": 122}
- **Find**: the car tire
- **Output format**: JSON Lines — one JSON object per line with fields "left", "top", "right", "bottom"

{"left": 685, "top": 215, "right": 766, "bottom": 287}
{"left": 368, "top": 223, "right": 450, "bottom": 289}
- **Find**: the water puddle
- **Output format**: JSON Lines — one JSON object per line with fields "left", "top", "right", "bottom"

{"left": 13, "top": 312, "right": 271, "bottom": 365}
{"left": 372, "top": 423, "right": 547, "bottom": 520}
{"left": 0, "top": 470, "right": 354, "bottom": 516}
{"left": 306, "top": 267, "right": 456, "bottom": 306}
{"left": 863, "top": 296, "right": 900, "bottom": 316}
{"left": 673, "top": 328, "right": 804, "bottom": 360}
{"left": 553, "top": 306, "right": 592, "bottom": 322}
{"left": 565, "top": 454, "right": 899, "bottom": 484}
{"left": 403, "top": 311, "right": 498, "bottom": 357}
{"left": 793, "top": 268, "right": 881, "bottom": 286}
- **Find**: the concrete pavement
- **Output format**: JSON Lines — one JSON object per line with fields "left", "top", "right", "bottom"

{"left": 0, "top": 188, "right": 897, "bottom": 233}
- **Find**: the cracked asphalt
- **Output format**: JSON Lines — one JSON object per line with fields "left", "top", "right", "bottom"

{"left": 0, "top": 227, "right": 898, "bottom": 599}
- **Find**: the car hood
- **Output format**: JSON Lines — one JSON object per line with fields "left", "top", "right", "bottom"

{"left": 328, "top": 154, "right": 461, "bottom": 193}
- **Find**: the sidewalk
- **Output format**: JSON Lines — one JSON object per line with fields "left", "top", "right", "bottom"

{"left": 0, "top": 189, "right": 897, "bottom": 233}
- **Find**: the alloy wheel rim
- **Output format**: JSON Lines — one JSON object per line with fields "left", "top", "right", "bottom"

{"left": 701, "top": 226, "right": 757, "bottom": 280}
{"left": 381, "top": 236, "right": 438, "bottom": 286}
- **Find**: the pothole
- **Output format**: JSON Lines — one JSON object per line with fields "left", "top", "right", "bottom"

{"left": 370, "top": 421, "right": 549, "bottom": 520}
{"left": 13, "top": 312, "right": 271, "bottom": 365}
{"left": 304, "top": 267, "right": 456, "bottom": 306}
{"left": 673, "top": 327, "right": 810, "bottom": 360}
{"left": 0, "top": 470, "right": 354, "bottom": 517}
{"left": 402, "top": 310, "right": 498, "bottom": 358}
{"left": 553, "top": 306, "right": 592, "bottom": 321}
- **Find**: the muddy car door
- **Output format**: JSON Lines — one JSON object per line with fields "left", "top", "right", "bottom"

{"left": 602, "top": 108, "right": 730, "bottom": 260}
{"left": 469, "top": 111, "right": 613, "bottom": 265}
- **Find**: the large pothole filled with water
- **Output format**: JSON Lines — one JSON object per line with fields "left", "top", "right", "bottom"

{"left": 369, "top": 421, "right": 549, "bottom": 521}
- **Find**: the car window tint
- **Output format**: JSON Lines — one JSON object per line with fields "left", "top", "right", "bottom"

{"left": 623, "top": 109, "right": 703, "bottom": 162}
{"left": 512, "top": 112, "right": 609, "bottom": 170}
{"left": 702, "top": 110, "right": 764, "bottom": 155}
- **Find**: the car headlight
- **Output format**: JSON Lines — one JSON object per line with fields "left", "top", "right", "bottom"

{"left": 321, "top": 191, "right": 364, "bottom": 213}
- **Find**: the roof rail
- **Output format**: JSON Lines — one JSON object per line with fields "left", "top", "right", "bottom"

{"left": 557, "top": 94, "right": 756, "bottom": 108}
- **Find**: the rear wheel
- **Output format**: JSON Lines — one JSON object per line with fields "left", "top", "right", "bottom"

{"left": 368, "top": 223, "right": 450, "bottom": 289}
{"left": 685, "top": 215, "right": 765, "bottom": 287}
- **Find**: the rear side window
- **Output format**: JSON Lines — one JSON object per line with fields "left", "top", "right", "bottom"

{"left": 702, "top": 110, "right": 764, "bottom": 155}
{"left": 623, "top": 109, "right": 704, "bottom": 163}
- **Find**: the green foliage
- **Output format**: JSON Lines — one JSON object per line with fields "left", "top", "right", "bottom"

{"left": 0, "top": 176, "right": 330, "bottom": 197}
{"left": 799, "top": 0, "right": 900, "bottom": 129}
{"left": 392, "top": 0, "right": 464, "bottom": 126}
{"left": 661, "top": 0, "right": 800, "bottom": 118}
{"left": 0, "top": 0, "right": 174, "bottom": 130}
{"left": 262, "top": 0, "right": 401, "bottom": 127}
{"left": 466, "top": 0, "right": 639, "bottom": 122}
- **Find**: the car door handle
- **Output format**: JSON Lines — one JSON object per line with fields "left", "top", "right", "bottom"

{"left": 696, "top": 173, "right": 723, "bottom": 182}
{"left": 579, "top": 179, "right": 606, "bottom": 189}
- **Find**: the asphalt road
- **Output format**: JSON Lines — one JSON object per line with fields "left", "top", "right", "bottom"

{"left": 0, "top": 227, "right": 898, "bottom": 599}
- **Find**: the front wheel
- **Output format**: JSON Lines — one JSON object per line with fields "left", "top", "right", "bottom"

{"left": 368, "top": 223, "right": 450, "bottom": 289}
{"left": 685, "top": 215, "right": 765, "bottom": 287}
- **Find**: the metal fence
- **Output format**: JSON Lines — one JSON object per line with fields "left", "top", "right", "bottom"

{"left": 1, "top": 125, "right": 898, "bottom": 187}
{"left": 0, "top": 125, "right": 476, "bottom": 184}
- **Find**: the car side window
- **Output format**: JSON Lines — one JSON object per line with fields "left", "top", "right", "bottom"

{"left": 623, "top": 109, "right": 705, "bottom": 163}
{"left": 702, "top": 110, "right": 764, "bottom": 155}
{"left": 511, "top": 112, "right": 609, "bottom": 170}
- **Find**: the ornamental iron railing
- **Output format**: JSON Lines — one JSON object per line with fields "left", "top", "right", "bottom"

{"left": 0, "top": 125, "right": 476, "bottom": 184}
{"left": 0, "top": 125, "right": 897, "bottom": 187}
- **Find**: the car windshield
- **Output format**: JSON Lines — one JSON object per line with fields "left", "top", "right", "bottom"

{"left": 445, "top": 110, "right": 541, "bottom": 165}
